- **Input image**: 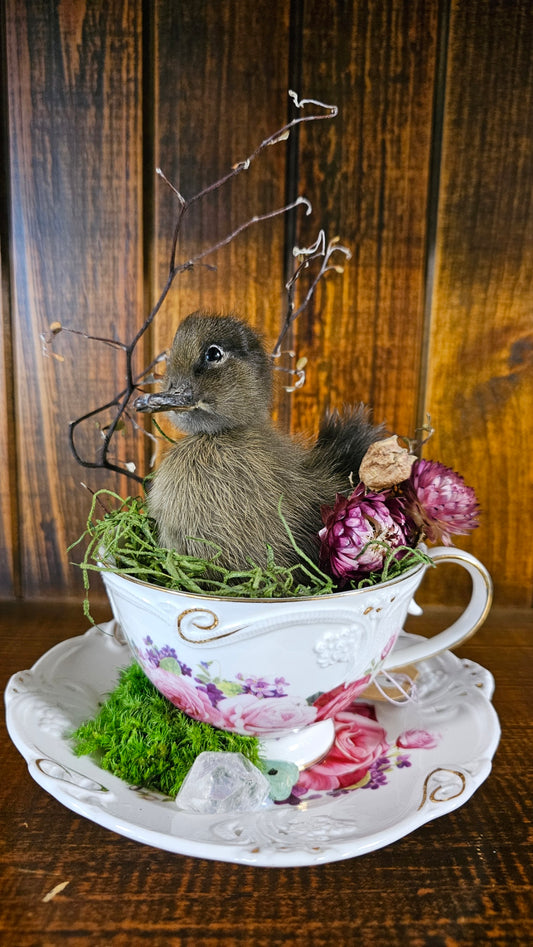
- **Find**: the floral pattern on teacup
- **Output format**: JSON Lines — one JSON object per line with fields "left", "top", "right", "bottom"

{"left": 136, "top": 637, "right": 323, "bottom": 734}
{"left": 134, "top": 636, "right": 440, "bottom": 802}
{"left": 135, "top": 636, "right": 376, "bottom": 735}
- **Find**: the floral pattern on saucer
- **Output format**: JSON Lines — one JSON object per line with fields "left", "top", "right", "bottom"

{"left": 288, "top": 704, "right": 439, "bottom": 801}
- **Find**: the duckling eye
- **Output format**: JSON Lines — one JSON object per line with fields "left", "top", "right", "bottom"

{"left": 204, "top": 345, "right": 225, "bottom": 364}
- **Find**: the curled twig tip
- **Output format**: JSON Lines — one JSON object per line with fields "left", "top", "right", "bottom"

{"left": 295, "top": 195, "right": 313, "bottom": 216}
{"left": 288, "top": 90, "right": 338, "bottom": 117}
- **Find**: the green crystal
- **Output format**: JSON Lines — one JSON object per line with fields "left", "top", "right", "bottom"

{"left": 260, "top": 759, "right": 300, "bottom": 801}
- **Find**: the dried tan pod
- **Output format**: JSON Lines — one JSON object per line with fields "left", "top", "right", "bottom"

{"left": 359, "top": 435, "right": 416, "bottom": 491}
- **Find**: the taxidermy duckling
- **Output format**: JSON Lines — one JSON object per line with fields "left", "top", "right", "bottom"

{"left": 135, "top": 313, "right": 383, "bottom": 572}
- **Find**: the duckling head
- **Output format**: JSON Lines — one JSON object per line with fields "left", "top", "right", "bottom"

{"left": 135, "top": 312, "right": 273, "bottom": 434}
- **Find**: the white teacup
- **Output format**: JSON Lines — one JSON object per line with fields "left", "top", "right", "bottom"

{"left": 101, "top": 547, "right": 492, "bottom": 761}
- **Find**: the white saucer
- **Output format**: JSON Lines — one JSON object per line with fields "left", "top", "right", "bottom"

{"left": 5, "top": 624, "right": 500, "bottom": 867}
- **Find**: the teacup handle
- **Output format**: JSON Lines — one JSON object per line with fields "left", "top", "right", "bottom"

{"left": 382, "top": 547, "right": 493, "bottom": 670}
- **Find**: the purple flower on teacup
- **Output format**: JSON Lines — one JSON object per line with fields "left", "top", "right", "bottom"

{"left": 396, "top": 728, "right": 440, "bottom": 750}
{"left": 402, "top": 458, "right": 480, "bottom": 546}
{"left": 235, "top": 674, "right": 289, "bottom": 699}
{"left": 142, "top": 637, "right": 192, "bottom": 676}
{"left": 198, "top": 680, "right": 225, "bottom": 707}
{"left": 217, "top": 693, "right": 317, "bottom": 735}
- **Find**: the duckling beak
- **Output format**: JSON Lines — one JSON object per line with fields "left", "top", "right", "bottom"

{"left": 134, "top": 388, "right": 195, "bottom": 413}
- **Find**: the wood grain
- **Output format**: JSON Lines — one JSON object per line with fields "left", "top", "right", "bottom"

{"left": 1, "top": 603, "right": 532, "bottom": 945}
{"left": 4, "top": 0, "right": 145, "bottom": 598}
{"left": 422, "top": 0, "right": 533, "bottom": 604}
{"left": 289, "top": 0, "right": 439, "bottom": 442}
{"left": 0, "top": 247, "right": 17, "bottom": 596}
{"left": 150, "top": 0, "right": 292, "bottom": 428}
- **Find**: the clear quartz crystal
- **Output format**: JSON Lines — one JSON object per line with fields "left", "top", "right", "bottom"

{"left": 176, "top": 752, "right": 271, "bottom": 814}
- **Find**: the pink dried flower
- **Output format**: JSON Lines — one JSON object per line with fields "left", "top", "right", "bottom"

{"left": 403, "top": 458, "right": 480, "bottom": 546}
{"left": 319, "top": 484, "right": 407, "bottom": 581}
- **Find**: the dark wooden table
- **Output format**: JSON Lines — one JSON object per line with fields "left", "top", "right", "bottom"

{"left": 1, "top": 601, "right": 532, "bottom": 946}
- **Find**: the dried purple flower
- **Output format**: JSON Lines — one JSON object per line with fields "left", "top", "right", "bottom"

{"left": 319, "top": 484, "right": 408, "bottom": 581}
{"left": 402, "top": 458, "right": 480, "bottom": 546}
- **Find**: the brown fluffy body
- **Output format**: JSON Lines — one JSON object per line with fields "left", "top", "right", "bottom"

{"left": 145, "top": 313, "right": 383, "bottom": 571}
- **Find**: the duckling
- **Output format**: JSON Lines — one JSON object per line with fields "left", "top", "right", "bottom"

{"left": 135, "top": 312, "right": 383, "bottom": 571}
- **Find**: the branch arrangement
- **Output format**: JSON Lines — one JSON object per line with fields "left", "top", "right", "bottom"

{"left": 43, "top": 92, "right": 350, "bottom": 483}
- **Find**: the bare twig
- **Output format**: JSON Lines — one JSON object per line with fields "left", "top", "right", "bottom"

{"left": 272, "top": 231, "right": 352, "bottom": 362}
{"left": 47, "top": 92, "right": 343, "bottom": 482}
{"left": 398, "top": 415, "right": 435, "bottom": 455}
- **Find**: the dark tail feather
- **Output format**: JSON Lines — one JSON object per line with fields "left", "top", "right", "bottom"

{"left": 313, "top": 404, "right": 386, "bottom": 484}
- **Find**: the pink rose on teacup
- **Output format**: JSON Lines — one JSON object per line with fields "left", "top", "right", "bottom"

{"left": 218, "top": 693, "right": 318, "bottom": 735}
{"left": 142, "top": 664, "right": 226, "bottom": 728}
{"left": 313, "top": 675, "right": 372, "bottom": 721}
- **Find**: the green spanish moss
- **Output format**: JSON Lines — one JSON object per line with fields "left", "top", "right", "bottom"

{"left": 69, "top": 489, "right": 336, "bottom": 620}
{"left": 69, "top": 489, "right": 433, "bottom": 622}
{"left": 71, "top": 662, "right": 263, "bottom": 798}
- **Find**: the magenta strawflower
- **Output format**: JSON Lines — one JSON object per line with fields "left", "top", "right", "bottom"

{"left": 402, "top": 458, "right": 479, "bottom": 546}
{"left": 319, "top": 484, "right": 408, "bottom": 581}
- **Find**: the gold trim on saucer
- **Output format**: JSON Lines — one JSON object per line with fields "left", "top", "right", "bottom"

{"left": 418, "top": 767, "right": 466, "bottom": 810}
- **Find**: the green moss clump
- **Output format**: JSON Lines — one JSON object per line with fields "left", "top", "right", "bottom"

{"left": 69, "top": 489, "right": 337, "bottom": 621}
{"left": 72, "top": 663, "right": 263, "bottom": 798}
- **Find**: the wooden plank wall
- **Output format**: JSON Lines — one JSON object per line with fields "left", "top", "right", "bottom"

{"left": 423, "top": 0, "right": 533, "bottom": 605}
{"left": 292, "top": 0, "right": 439, "bottom": 443}
{"left": 1, "top": 0, "right": 531, "bottom": 607}
{"left": 151, "top": 0, "right": 291, "bottom": 395}
{"left": 2, "top": 0, "right": 146, "bottom": 599}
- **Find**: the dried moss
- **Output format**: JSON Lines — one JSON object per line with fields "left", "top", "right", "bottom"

{"left": 69, "top": 489, "right": 337, "bottom": 621}
{"left": 69, "top": 489, "right": 432, "bottom": 623}
{"left": 72, "top": 662, "right": 262, "bottom": 798}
